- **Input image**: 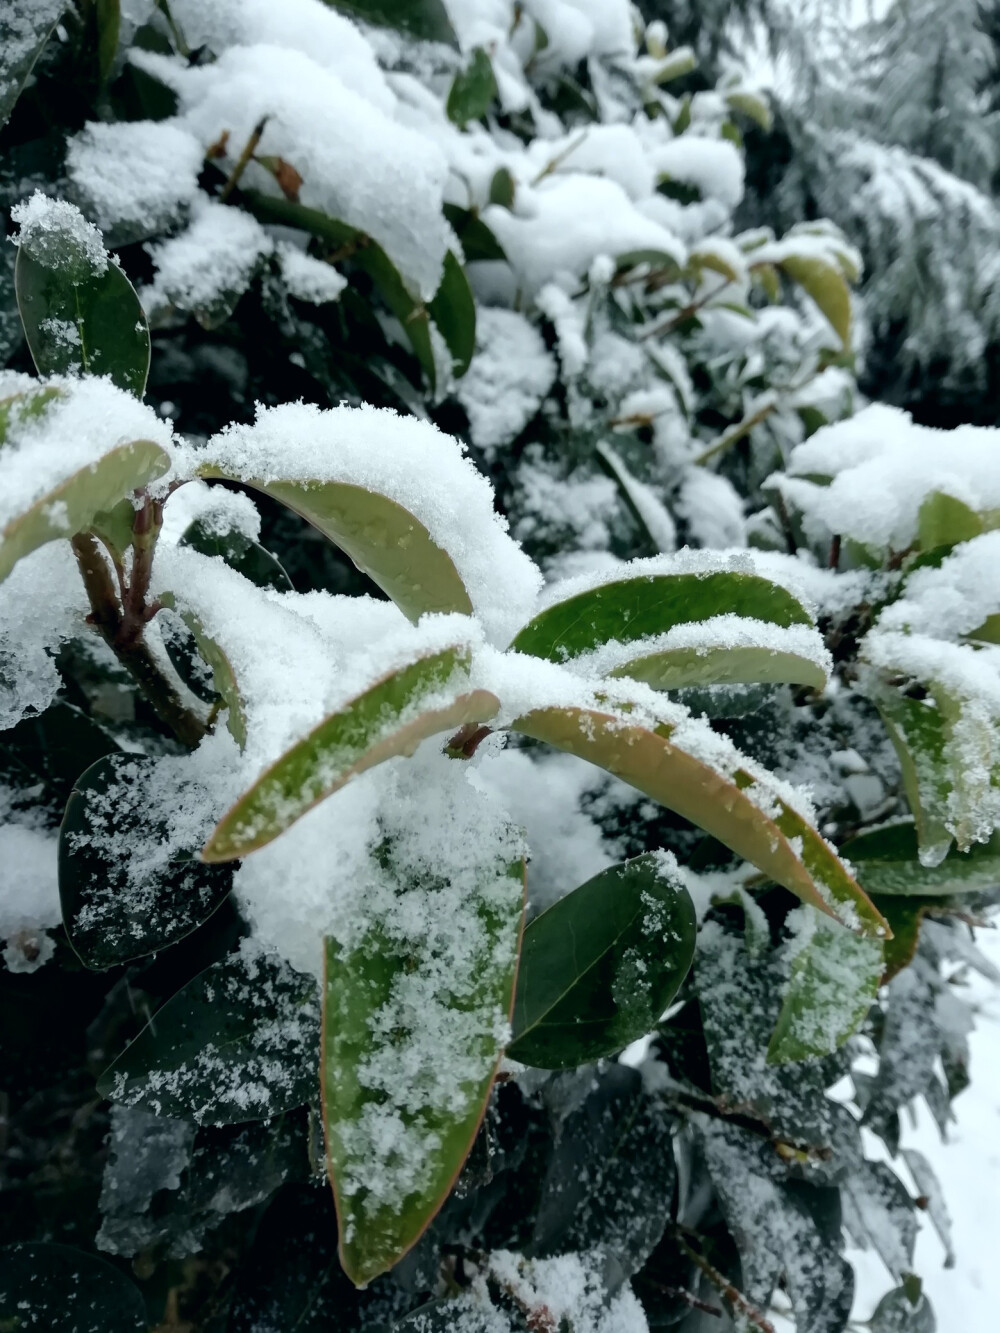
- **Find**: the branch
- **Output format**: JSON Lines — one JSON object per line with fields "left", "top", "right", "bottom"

{"left": 71, "top": 533, "right": 207, "bottom": 749}
{"left": 673, "top": 1228, "right": 776, "bottom": 1333}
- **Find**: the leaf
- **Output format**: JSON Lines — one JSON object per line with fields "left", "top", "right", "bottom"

{"left": 870, "top": 1286, "right": 936, "bottom": 1333}
{"left": 841, "top": 1160, "right": 917, "bottom": 1279}
{"left": 776, "top": 253, "right": 852, "bottom": 348}
{"left": 180, "top": 517, "right": 294, "bottom": 593}
{"left": 97, "top": 951, "right": 320, "bottom": 1124}
{"left": 0, "top": 1, "right": 65, "bottom": 128}
{"left": 510, "top": 569, "right": 813, "bottom": 661}
{"left": 901, "top": 1147, "right": 954, "bottom": 1266}
{"left": 725, "top": 89, "right": 773, "bottom": 131}
{"left": 197, "top": 468, "right": 472, "bottom": 622}
{"left": 239, "top": 189, "right": 441, "bottom": 389}
{"left": 59, "top": 753, "right": 235, "bottom": 968}
{"left": 766, "top": 908, "right": 883, "bottom": 1064}
{"left": 606, "top": 636, "right": 828, "bottom": 692}
{"left": 489, "top": 166, "right": 516, "bottom": 208}
{"left": 529, "top": 1064, "right": 676, "bottom": 1277}
{"left": 321, "top": 0, "right": 458, "bottom": 47}
{"left": 163, "top": 598, "right": 248, "bottom": 748}
{"left": 594, "top": 442, "right": 676, "bottom": 553}
{"left": 842, "top": 821, "right": 1000, "bottom": 897}
{"left": 0, "top": 701, "right": 117, "bottom": 819}
{"left": 428, "top": 251, "right": 476, "bottom": 379}
{"left": 442, "top": 204, "right": 507, "bottom": 263}
{"left": 15, "top": 238, "right": 151, "bottom": 398}
{"left": 0, "top": 1243, "right": 146, "bottom": 1333}
{"left": 447, "top": 47, "right": 497, "bottom": 127}
{"left": 202, "top": 647, "right": 500, "bottom": 861}
{"left": 508, "top": 854, "right": 696, "bottom": 1068}
{"left": 321, "top": 846, "right": 524, "bottom": 1286}
{"left": 0, "top": 391, "right": 171, "bottom": 584}
{"left": 870, "top": 684, "right": 955, "bottom": 862}
{"left": 96, "top": 0, "right": 120, "bottom": 84}
{"left": 511, "top": 705, "right": 886, "bottom": 937}
{"left": 917, "top": 490, "right": 985, "bottom": 552}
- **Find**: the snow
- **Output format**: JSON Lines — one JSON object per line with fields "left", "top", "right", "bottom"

{"left": 457, "top": 307, "right": 555, "bottom": 454}
{"left": 650, "top": 135, "right": 746, "bottom": 208}
{"left": 277, "top": 243, "right": 346, "bottom": 304}
{"left": 143, "top": 199, "right": 272, "bottom": 320}
{"left": 0, "top": 813, "right": 60, "bottom": 973}
{"left": 10, "top": 191, "right": 108, "bottom": 277}
{"left": 194, "top": 401, "right": 543, "bottom": 643}
{"left": 67, "top": 120, "right": 204, "bottom": 237}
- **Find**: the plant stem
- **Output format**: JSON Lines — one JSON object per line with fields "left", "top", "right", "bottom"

{"left": 219, "top": 117, "right": 269, "bottom": 202}
{"left": 672, "top": 1228, "right": 776, "bottom": 1333}
{"left": 71, "top": 532, "right": 207, "bottom": 749}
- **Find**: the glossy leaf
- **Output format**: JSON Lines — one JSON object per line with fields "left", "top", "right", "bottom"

{"left": 59, "top": 753, "right": 235, "bottom": 967}
{"left": 508, "top": 855, "right": 696, "bottom": 1068}
{"left": 775, "top": 253, "right": 852, "bottom": 348}
{"left": 0, "top": 389, "right": 171, "bottom": 584}
{"left": 0, "top": 1, "right": 65, "bottom": 127}
{"left": 510, "top": 569, "right": 813, "bottom": 660}
{"left": 447, "top": 47, "right": 497, "bottom": 126}
{"left": 321, "top": 849, "right": 523, "bottom": 1286}
{"left": 428, "top": 251, "right": 477, "bottom": 378}
{"left": 203, "top": 647, "right": 500, "bottom": 861}
{"left": 196, "top": 473, "right": 472, "bottom": 622}
{"left": 0, "top": 1243, "right": 146, "bottom": 1333}
{"left": 0, "top": 701, "right": 117, "bottom": 819}
{"left": 916, "top": 490, "right": 985, "bottom": 552}
{"left": 180, "top": 518, "right": 293, "bottom": 593}
{"left": 15, "top": 240, "right": 151, "bottom": 397}
{"left": 97, "top": 951, "right": 320, "bottom": 1124}
{"left": 871, "top": 684, "right": 955, "bottom": 862}
{"left": 511, "top": 705, "right": 887, "bottom": 936}
{"left": 607, "top": 638, "right": 828, "bottom": 692}
{"left": 767, "top": 908, "right": 883, "bottom": 1064}
{"left": 442, "top": 203, "right": 506, "bottom": 262}
{"left": 321, "top": 0, "right": 457, "bottom": 47}
{"left": 843, "top": 821, "right": 1000, "bottom": 897}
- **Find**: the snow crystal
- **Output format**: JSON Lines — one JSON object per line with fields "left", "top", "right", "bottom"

{"left": 191, "top": 401, "right": 543, "bottom": 643}
{"left": 488, "top": 1250, "right": 649, "bottom": 1332}
{"left": 10, "top": 191, "right": 108, "bottom": 278}
{"left": 67, "top": 120, "right": 204, "bottom": 237}
{"left": 457, "top": 307, "right": 555, "bottom": 454}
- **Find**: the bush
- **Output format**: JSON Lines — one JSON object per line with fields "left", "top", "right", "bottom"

{"left": 1, "top": 3, "right": 996, "bottom": 1331}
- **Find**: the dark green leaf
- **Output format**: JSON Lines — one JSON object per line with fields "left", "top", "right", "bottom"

{"left": 530, "top": 1064, "right": 675, "bottom": 1278}
{"left": 15, "top": 236, "right": 151, "bottom": 398}
{"left": 489, "top": 166, "right": 516, "bottom": 208}
{"left": 841, "top": 1160, "right": 917, "bottom": 1279}
{"left": 0, "top": 1243, "right": 145, "bottom": 1332}
{"left": 843, "top": 821, "right": 1000, "bottom": 897}
{"left": 870, "top": 1286, "right": 936, "bottom": 1333}
{"left": 446, "top": 48, "right": 497, "bottom": 126}
{"left": 508, "top": 855, "right": 696, "bottom": 1069}
{"left": 0, "top": 701, "right": 118, "bottom": 820}
{"left": 180, "top": 518, "right": 293, "bottom": 593}
{"left": 59, "top": 753, "right": 235, "bottom": 968}
{"left": 96, "top": 0, "right": 120, "bottom": 84}
{"left": 510, "top": 569, "right": 814, "bottom": 660}
{"left": 321, "top": 0, "right": 457, "bottom": 47}
{"left": 442, "top": 204, "right": 507, "bottom": 263}
{"left": 0, "top": 2, "right": 65, "bottom": 128}
{"left": 97, "top": 951, "right": 320, "bottom": 1124}
{"left": 428, "top": 251, "right": 476, "bottom": 378}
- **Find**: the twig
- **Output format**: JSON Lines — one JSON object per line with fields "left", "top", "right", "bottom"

{"left": 219, "top": 117, "right": 269, "bottom": 202}
{"left": 71, "top": 533, "right": 207, "bottom": 749}
{"left": 641, "top": 278, "right": 734, "bottom": 341}
{"left": 530, "top": 129, "right": 588, "bottom": 185}
{"left": 445, "top": 723, "right": 493, "bottom": 759}
{"left": 673, "top": 1228, "right": 776, "bottom": 1333}
{"left": 693, "top": 401, "right": 777, "bottom": 466}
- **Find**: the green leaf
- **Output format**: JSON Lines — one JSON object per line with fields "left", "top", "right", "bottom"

{"left": 488, "top": 166, "right": 516, "bottom": 208}
{"left": 97, "top": 952, "right": 320, "bottom": 1124}
{"left": 870, "top": 684, "right": 955, "bottom": 862}
{"left": 724, "top": 89, "right": 773, "bottom": 131}
{"left": 0, "top": 2, "right": 65, "bottom": 128}
{"left": 775, "top": 254, "right": 852, "bottom": 349}
{"left": 511, "top": 705, "right": 887, "bottom": 937}
{"left": 428, "top": 251, "right": 477, "bottom": 379}
{"left": 870, "top": 1285, "right": 936, "bottom": 1333}
{"left": 162, "top": 596, "right": 248, "bottom": 748}
{"left": 916, "top": 490, "right": 987, "bottom": 552}
{"left": 196, "top": 469, "right": 472, "bottom": 622}
{"left": 766, "top": 908, "right": 883, "bottom": 1064}
{"left": 510, "top": 569, "right": 813, "bottom": 660}
{"left": 441, "top": 204, "right": 507, "bottom": 263}
{"left": 321, "top": 846, "right": 523, "bottom": 1287}
{"left": 0, "top": 701, "right": 117, "bottom": 819}
{"left": 843, "top": 821, "right": 1000, "bottom": 897}
{"left": 0, "top": 389, "right": 171, "bottom": 585}
{"left": 0, "top": 1243, "right": 146, "bottom": 1333}
{"left": 446, "top": 47, "right": 497, "bottom": 126}
{"left": 96, "top": 0, "right": 120, "bottom": 84}
{"left": 180, "top": 518, "right": 294, "bottom": 593}
{"left": 607, "top": 638, "right": 828, "bottom": 692}
{"left": 15, "top": 235, "right": 151, "bottom": 398}
{"left": 202, "top": 647, "right": 500, "bottom": 861}
{"left": 508, "top": 854, "right": 696, "bottom": 1068}
{"left": 59, "top": 754, "right": 235, "bottom": 968}
{"left": 321, "top": 0, "right": 458, "bottom": 47}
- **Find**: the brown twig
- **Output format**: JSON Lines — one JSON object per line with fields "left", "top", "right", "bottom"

{"left": 673, "top": 1228, "right": 776, "bottom": 1333}
{"left": 641, "top": 278, "right": 734, "bottom": 341}
{"left": 219, "top": 117, "right": 269, "bottom": 202}
{"left": 445, "top": 722, "right": 494, "bottom": 759}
